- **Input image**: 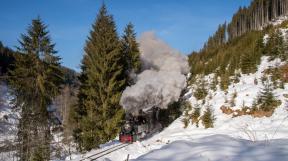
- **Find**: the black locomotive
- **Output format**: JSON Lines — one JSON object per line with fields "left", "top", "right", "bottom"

{"left": 119, "top": 107, "right": 161, "bottom": 143}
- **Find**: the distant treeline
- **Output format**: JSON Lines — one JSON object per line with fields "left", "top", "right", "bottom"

{"left": 228, "top": 0, "right": 288, "bottom": 39}
{"left": 0, "top": 41, "right": 15, "bottom": 75}
{"left": 194, "top": 0, "right": 288, "bottom": 64}
{"left": 202, "top": 0, "right": 288, "bottom": 51}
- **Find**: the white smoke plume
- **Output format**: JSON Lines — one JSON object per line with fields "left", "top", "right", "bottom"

{"left": 120, "top": 31, "right": 189, "bottom": 114}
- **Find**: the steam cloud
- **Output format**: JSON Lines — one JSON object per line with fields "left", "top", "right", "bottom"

{"left": 120, "top": 31, "right": 189, "bottom": 114}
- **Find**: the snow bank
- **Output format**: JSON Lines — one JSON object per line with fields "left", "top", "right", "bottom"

{"left": 134, "top": 135, "right": 288, "bottom": 161}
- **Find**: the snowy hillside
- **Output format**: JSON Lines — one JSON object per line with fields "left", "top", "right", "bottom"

{"left": 70, "top": 55, "right": 288, "bottom": 161}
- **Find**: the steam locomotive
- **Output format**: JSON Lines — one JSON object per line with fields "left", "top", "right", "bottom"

{"left": 119, "top": 107, "right": 161, "bottom": 143}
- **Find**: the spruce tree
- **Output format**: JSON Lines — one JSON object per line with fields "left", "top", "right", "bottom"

{"left": 194, "top": 78, "right": 208, "bottom": 100}
{"left": 191, "top": 107, "right": 201, "bottom": 127}
{"left": 8, "top": 17, "right": 63, "bottom": 161}
{"left": 75, "top": 4, "right": 125, "bottom": 151}
{"left": 121, "top": 22, "right": 141, "bottom": 84}
{"left": 220, "top": 73, "right": 230, "bottom": 91}
{"left": 201, "top": 107, "right": 215, "bottom": 129}
{"left": 265, "top": 29, "right": 286, "bottom": 60}
{"left": 258, "top": 83, "right": 278, "bottom": 112}
{"left": 210, "top": 75, "right": 218, "bottom": 91}
{"left": 240, "top": 50, "right": 258, "bottom": 74}
{"left": 182, "top": 102, "right": 192, "bottom": 128}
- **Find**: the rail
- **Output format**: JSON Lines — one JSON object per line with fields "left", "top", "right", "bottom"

{"left": 79, "top": 143, "right": 130, "bottom": 161}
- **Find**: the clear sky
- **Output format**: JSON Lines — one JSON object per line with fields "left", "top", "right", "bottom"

{"left": 0, "top": 0, "right": 251, "bottom": 71}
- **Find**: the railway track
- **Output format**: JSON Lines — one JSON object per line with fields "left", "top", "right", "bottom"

{"left": 79, "top": 143, "right": 130, "bottom": 161}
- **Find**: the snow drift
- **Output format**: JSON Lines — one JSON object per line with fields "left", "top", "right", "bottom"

{"left": 133, "top": 135, "right": 288, "bottom": 161}
{"left": 120, "top": 32, "right": 189, "bottom": 115}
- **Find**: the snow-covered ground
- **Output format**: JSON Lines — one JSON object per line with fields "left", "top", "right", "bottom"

{"left": 0, "top": 82, "right": 18, "bottom": 145}
{"left": 70, "top": 56, "right": 288, "bottom": 161}
{"left": 0, "top": 82, "right": 18, "bottom": 161}
{"left": 134, "top": 135, "right": 288, "bottom": 161}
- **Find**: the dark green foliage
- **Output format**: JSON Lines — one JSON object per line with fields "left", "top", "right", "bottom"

{"left": 201, "top": 107, "right": 215, "bottom": 129}
{"left": 194, "top": 79, "right": 208, "bottom": 100}
{"left": 189, "top": 0, "right": 288, "bottom": 89}
{"left": 278, "top": 20, "right": 288, "bottom": 28}
{"left": 74, "top": 5, "right": 126, "bottom": 151}
{"left": 121, "top": 22, "right": 141, "bottom": 83}
{"left": 8, "top": 17, "right": 63, "bottom": 161}
{"left": 182, "top": 117, "right": 190, "bottom": 128}
{"left": 251, "top": 97, "right": 259, "bottom": 112}
{"left": 265, "top": 67, "right": 283, "bottom": 88}
{"left": 181, "top": 102, "right": 201, "bottom": 128}
{"left": 181, "top": 101, "right": 193, "bottom": 128}
{"left": 258, "top": 83, "right": 279, "bottom": 112}
{"left": 230, "top": 91, "right": 237, "bottom": 107}
{"left": 238, "top": 32, "right": 263, "bottom": 74}
{"left": 202, "top": 23, "right": 226, "bottom": 52}
{"left": 210, "top": 75, "right": 218, "bottom": 91}
{"left": 62, "top": 67, "right": 79, "bottom": 86}
{"left": 191, "top": 107, "right": 201, "bottom": 127}
{"left": 0, "top": 42, "right": 16, "bottom": 76}
{"left": 240, "top": 51, "right": 258, "bottom": 74}
{"left": 264, "top": 29, "right": 287, "bottom": 61}
{"left": 228, "top": 0, "right": 288, "bottom": 39}
{"left": 159, "top": 100, "right": 183, "bottom": 128}
{"left": 220, "top": 73, "right": 230, "bottom": 91}
{"left": 189, "top": 31, "right": 264, "bottom": 82}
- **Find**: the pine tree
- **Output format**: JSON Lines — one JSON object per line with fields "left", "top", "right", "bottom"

{"left": 265, "top": 29, "right": 286, "bottom": 60}
{"left": 191, "top": 106, "right": 201, "bottom": 127}
{"left": 121, "top": 22, "right": 141, "bottom": 85}
{"left": 194, "top": 78, "right": 208, "bottom": 100}
{"left": 210, "top": 75, "right": 218, "bottom": 91}
{"left": 251, "top": 97, "right": 259, "bottom": 112}
{"left": 258, "top": 83, "right": 278, "bottom": 112}
{"left": 8, "top": 17, "right": 63, "bottom": 161}
{"left": 240, "top": 48, "right": 260, "bottom": 74}
{"left": 220, "top": 73, "right": 230, "bottom": 91}
{"left": 201, "top": 107, "right": 215, "bottom": 129}
{"left": 75, "top": 4, "right": 126, "bottom": 151}
{"left": 182, "top": 102, "right": 192, "bottom": 128}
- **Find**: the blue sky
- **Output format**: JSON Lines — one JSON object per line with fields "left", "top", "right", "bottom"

{"left": 0, "top": 0, "right": 251, "bottom": 71}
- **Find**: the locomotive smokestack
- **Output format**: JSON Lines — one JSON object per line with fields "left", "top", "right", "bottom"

{"left": 120, "top": 32, "right": 189, "bottom": 114}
